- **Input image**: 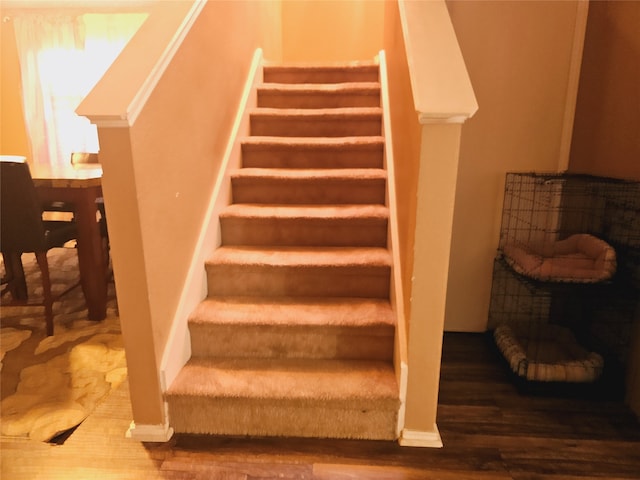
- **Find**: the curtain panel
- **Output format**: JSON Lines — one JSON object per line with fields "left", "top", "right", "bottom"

{"left": 13, "top": 13, "right": 145, "bottom": 169}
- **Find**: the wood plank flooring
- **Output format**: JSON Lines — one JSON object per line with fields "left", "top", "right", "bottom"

{"left": 2, "top": 332, "right": 639, "bottom": 479}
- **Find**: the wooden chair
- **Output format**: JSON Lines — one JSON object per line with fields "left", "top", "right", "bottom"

{"left": 70, "top": 152, "right": 100, "bottom": 168}
{"left": 0, "top": 161, "right": 79, "bottom": 336}
{"left": 43, "top": 152, "right": 109, "bottom": 264}
{"left": 45, "top": 152, "right": 101, "bottom": 210}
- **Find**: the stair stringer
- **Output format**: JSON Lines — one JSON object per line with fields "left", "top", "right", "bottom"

{"left": 159, "top": 48, "right": 265, "bottom": 396}
{"left": 378, "top": 50, "right": 409, "bottom": 440}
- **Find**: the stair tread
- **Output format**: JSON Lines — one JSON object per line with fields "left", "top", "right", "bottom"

{"left": 259, "top": 82, "right": 380, "bottom": 92}
{"left": 241, "top": 136, "right": 384, "bottom": 147}
{"left": 262, "top": 64, "right": 379, "bottom": 82}
{"left": 250, "top": 107, "right": 382, "bottom": 117}
{"left": 167, "top": 357, "right": 399, "bottom": 405}
{"left": 263, "top": 62, "right": 378, "bottom": 70}
{"left": 220, "top": 204, "right": 388, "bottom": 220}
{"left": 190, "top": 296, "right": 395, "bottom": 328}
{"left": 232, "top": 168, "right": 386, "bottom": 180}
{"left": 263, "top": 63, "right": 378, "bottom": 75}
{"left": 207, "top": 246, "right": 391, "bottom": 268}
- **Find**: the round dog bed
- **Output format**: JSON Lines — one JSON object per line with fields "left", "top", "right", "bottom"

{"left": 494, "top": 323, "right": 604, "bottom": 383}
{"left": 502, "top": 233, "right": 616, "bottom": 283}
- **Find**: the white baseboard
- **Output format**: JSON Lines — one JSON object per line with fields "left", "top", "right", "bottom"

{"left": 126, "top": 420, "right": 174, "bottom": 443}
{"left": 399, "top": 426, "right": 443, "bottom": 448}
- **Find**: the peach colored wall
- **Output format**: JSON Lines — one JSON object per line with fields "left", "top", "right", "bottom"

{"left": 0, "top": 17, "right": 29, "bottom": 157}
{"left": 85, "top": 1, "right": 280, "bottom": 428}
{"left": 444, "top": 0, "right": 584, "bottom": 332}
{"left": 569, "top": 1, "right": 640, "bottom": 181}
{"left": 567, "top": 1, "right": 640, "bottom": 419}
{"left": 281, "top": 0, "right": 384, "bottom": 62}
{"left": 128, "top": 1, "right": 268, "bottom": 361}
{"left": 383, "top": 0, "right": 477, "bottom": 444}
{"left": 382, "top": 0, "right": 420, "bottom": 323}
{"left": 97, "top": 126, "right": 166, "bottom": 424}
{"left": 405, "top": 123, "right": 464, "bottom": 439}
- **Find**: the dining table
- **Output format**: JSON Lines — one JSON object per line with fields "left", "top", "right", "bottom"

{"left": 31, "top": 163, "right": 108, "bottom": 321}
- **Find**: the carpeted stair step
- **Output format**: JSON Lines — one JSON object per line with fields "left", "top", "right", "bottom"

{"left": 231, "top": 168, "right": 387, "bottom": 205}
{"left": 241, "top": 136, "right": 384, "bottom": 169}
{"left": 250, "top": 107, "right": 382, "bottom": 137}
{"left": 220, "top": 204, "right": 388, "bottom": 247}
{"left": 188, "top": 296, "right": 395, "bottom": 360}
{"left": 167, "top": 60, "right": 400, "bottom": 442}
{"left": 205, "top": 246, "right": 391, "bottom": 298}
{"left": 263, "top": 63, "right": 379, "bottom": 84}
{"left": 257, "top": 82, "right": 380, "bottom": 109}
{"left": 165, "top": 357, "right": 399, "bottom": 440}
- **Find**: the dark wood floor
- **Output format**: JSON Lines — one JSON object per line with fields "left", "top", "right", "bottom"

{"left": 2, "top": 332, "right": 639, "bottom": 479}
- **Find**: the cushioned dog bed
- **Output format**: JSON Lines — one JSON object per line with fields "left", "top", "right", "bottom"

{"left": 502, "top": 233, "right": 616, "bottom": 283}
{"left": 494, "top": 323, "right": 604, "bottom": 383}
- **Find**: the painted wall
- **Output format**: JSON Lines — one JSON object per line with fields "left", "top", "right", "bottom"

{"left": 444, "top": 0, "right": 585, "bottom": 332}
{"left": 0, "top": 17, "right": 29, "bottom": 157}
{"left": 384, "top": 0, "right": 477, "bottom": 444}
{"left": 90, "top": 1, "right": 280, "bottom": 427}
{"left": 382, "top": 0, "right": 421, "bottom": 323}
{"left": 568, "top": 1, "right": 640, "bottom": 181}
{"left": 566, "top": 1, "right": 640, "bottom": 418}
{"left": 281, "top": 0, "right": 383, "bottom": 62}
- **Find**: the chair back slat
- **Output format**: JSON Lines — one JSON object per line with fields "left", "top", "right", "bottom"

{"left": 71, "top": 152, "right": 99, "bottom": 168}
{"left": 0, "top": 162, "right": 48, "bottom": 252}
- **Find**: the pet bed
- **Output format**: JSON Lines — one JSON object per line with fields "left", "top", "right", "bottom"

{"left": 494, "top": 323, "right": 604, "bottom": 383}
{"left": 502, "top": 233, "right": 616, "bottom": 283}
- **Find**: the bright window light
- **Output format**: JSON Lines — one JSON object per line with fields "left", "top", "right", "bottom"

{"left": 14, "top": 13, "right": 147, "bottom": 167}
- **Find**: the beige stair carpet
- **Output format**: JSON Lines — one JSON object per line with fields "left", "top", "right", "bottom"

{"left": 188, "top": 297, "right": 395, "bottom": 360}
{"left": 166, "top": 62, "right": 400, "bottom": 440}
{"left": 169, "top": 358, "right": 398, "bottom": 439}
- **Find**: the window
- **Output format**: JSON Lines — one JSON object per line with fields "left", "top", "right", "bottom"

{"left": 13, "top": 13, "right": 146, "bottom": 168}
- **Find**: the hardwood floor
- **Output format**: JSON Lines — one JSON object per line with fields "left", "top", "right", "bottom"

{"left": 2, "top": 332, "right": 639, "bottom": 479}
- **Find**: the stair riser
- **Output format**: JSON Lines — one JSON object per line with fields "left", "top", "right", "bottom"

{"left": 220, "top": 218, "right": 388, "bottom": 247}
{"left": 250, "top": 116, "right": 381, "bottom": 137}
{"left": 206, "top": 265, "right": 390, "bottom": 298}
{"left": 263, "top": 67, "right": 379, "bottom": 84}
{"left": 241, "top": 145, "right": 383, "bottom": 169}
{"left": 232, "top": 178, "right": 386, "bottom": 204}
{"left": 258, "top": 92, "right": 380, "bottom": 109}
{"left": 189, "top": 323, "right": 394, "bottom": 360}
{"left": 166, "top": 398, "right": 397, "bottom": 440}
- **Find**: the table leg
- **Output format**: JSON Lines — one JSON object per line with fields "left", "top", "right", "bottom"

{"left": 73, "top": 189, "right": 107, "bottom": 320}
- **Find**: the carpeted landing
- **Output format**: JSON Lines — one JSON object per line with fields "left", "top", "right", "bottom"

{"left": 166, "top": 62, "right": 401, "bottom": 440}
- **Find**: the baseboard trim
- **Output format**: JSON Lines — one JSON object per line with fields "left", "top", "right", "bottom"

{"left": 126, "top": 421, "right": 174, "bottom": 443}
{"left": 399, "top": 426, "right": 443, "bottom": 448}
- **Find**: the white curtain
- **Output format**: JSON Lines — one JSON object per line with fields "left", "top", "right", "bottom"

{"left": 13, "top": 14, "right": 145, "bottom": 169}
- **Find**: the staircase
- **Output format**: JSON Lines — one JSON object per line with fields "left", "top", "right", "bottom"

{"left": 166, "top": 62, "right": 400, "bottom": 440}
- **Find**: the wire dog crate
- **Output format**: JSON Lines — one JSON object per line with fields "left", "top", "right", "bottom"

{"left": 489, "top": 172, "right": 640, "bottom": 392}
